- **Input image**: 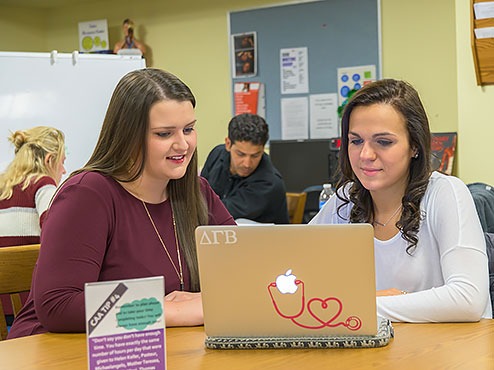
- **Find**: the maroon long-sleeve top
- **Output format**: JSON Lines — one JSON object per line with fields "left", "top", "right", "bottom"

{"left": 8, "top": 172, "right": 235, "bottom": 338}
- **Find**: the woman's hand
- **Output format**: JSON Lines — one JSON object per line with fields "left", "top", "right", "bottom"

{"left": 377, "top": 288, "right": 407, "bottom": 297}
{"left": 163, "top": 291, "right": 203, "bottom": 327}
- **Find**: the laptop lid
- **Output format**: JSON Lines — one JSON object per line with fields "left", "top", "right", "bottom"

{"left": 195, "top": 224, "right": 377, "bottom": 338}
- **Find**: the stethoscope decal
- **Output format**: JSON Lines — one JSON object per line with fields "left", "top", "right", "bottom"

{"left": 267, "top": 269, "right": 362, "bottom": 331}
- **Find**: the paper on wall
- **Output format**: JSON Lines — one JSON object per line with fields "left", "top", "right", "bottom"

{"left": 281, "top": 97, "right": 309, "bottom": 140}
{"left": 78, "top": 19, "right": 109, "bottom": 52}
{"left": 337, "top": 65, "right": 376, "bottom": 106}
{"left": 280, "top": 47, "right": 309, "bottom": 94}
{"left": 309, "top": 93, "right": 338, "bottom": 139}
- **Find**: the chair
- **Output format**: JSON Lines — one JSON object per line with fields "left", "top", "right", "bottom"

{"left": 286, "top": 192, "right": 307, "bottom": 224}
{"left": 302, "top": 185, "right": 323, "bottom": 224}
{"left": 468, "top": 183, "right": 494, "bottom": 233}
{"left": 484, "top": 233, "right": 494, "bottom": 312}
{"left": 0, "top": 244, "right": 40, "bottom": 340}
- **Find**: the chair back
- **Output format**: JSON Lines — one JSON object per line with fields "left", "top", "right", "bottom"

{"left": 302, "top": 185, "right": 323, "bottom": 223}
{"left": 0, "top": 244, "right": 40, "bottom": 340}
{"left": 286, "top": 192, "right": 307, "bottom": 224}
{"left": 468, "top": 183, "right": 494, "bottom": 233}
{"left": 484, "top": 233, "right": 494, "bottom": 312}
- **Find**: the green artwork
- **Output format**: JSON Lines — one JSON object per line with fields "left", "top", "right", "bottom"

{"left": 82, "top": 36, "right": 94, "bottom": 51}
{"left": 116, "top": 298, "right": 163, "bottom": 330}
{"left": 82, "top": 36, "right": 108, "bottom": 52}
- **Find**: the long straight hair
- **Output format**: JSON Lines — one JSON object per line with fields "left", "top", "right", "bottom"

{"left": 337, "top": 79, "right": 431, "bottom": 253}
{"left": 74, "top": 68, "right": 208, "bottom": 290}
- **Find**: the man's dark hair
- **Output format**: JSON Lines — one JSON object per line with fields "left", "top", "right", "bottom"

{"left": 227, "top": 113, "right": 269, "bottom": 146}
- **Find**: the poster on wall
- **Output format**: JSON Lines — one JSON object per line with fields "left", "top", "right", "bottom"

{"left": 233, "top": 82, "right": 265, "bottom": 117}
{"left": 78, "top": 19, "right": 110, "bottom": 53}
{"left": 431, "top": 132, "right": 457, "bottom": 175}
{"left": 232, "top": 32, "right": 257, "bottom": 78}
{"left": 280, "top": 47, "right": 309, "bottom": 94}
{"left": 337, "top": 65, "right": 376, "bottom": 106}
{"left": 309, "top": 93, "right": 338, "bottom": 139}
{"left": 281, "top": 96, "right": 309, "bottom": 140}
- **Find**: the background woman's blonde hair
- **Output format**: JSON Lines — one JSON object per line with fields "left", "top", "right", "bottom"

{"left": 0, "top": 126, "right": 65, "bottom": 200}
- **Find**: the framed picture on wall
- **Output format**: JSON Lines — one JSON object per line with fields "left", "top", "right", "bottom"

{"left": 431, "top": 132, "right": 457, "bottom": 176}
{"left": 231, "top": 32, "right": 257, "bottom": 78}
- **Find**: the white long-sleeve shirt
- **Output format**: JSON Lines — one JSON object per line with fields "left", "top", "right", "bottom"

{"left": 310, "top": 171, "right": 492, "bottom": 322}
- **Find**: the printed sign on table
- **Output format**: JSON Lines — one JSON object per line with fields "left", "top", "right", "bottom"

{"left": 85, "top": 276, "right": 166, "bottom": 370}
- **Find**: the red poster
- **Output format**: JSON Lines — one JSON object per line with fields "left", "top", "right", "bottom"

{"left": 234, "top": 82, "right": 265, "bottom": 117}
{"left": 431, "top": 132, "right": 457, "bottom": 175}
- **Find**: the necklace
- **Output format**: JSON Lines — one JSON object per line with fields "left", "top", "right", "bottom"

{"left": 142, "top": 201, "right": 184, "bottom": 291}
{"left": 373, "top": 205, "right": 402, "bottom": 227}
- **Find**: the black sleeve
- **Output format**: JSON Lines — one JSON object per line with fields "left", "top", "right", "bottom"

{"left": 200, "top": 146, "right": 220, "bottom": 178}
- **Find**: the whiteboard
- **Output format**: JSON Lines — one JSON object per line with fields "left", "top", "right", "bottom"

{"left": 0, "top": 51, "right": 146, "bottom": 177}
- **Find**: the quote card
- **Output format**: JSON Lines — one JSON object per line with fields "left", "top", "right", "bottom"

{"left": 85, "top": 276, "right": 166, "bottom": 370}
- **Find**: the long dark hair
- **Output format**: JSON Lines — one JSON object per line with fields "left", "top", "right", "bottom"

{"left": 74, "top": 68, "right": 208, "bottom": 290}
{"left": 337, "top": 79, "right": 431, "bottom": 253}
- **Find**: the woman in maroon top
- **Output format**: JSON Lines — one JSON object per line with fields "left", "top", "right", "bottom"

{"left": 8, "top": 68, "right": 235, "bottom": 338}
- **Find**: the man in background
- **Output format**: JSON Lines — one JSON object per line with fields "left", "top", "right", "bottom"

{"left": 201, "top": 113, "right": 289, "bottom": 224}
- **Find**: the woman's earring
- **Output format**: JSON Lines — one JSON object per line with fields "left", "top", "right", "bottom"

{"left": 413, "top": 152, "right": 419, "bottom": 159}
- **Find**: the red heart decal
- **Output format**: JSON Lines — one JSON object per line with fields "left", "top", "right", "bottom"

{"left": 307, "top": 297, "right": 343, "bottom": 325}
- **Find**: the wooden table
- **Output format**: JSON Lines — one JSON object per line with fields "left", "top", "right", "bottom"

{"left": 1, "top": 321, "right": 493, "bottom": 369}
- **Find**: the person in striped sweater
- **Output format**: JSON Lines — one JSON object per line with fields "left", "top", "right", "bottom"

{"left": 0, "top": 126, "right": 66, "bottom": 325}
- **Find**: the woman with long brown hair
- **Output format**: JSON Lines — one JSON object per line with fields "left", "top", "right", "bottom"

{"left": 8, "top": 68, "right": 235, "bottom": 338}
{"left": 311, "top": 79, "right": 491, "bottom": 322}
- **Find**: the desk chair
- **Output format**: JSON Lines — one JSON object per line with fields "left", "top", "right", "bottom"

{"left": 302, "top": 185, "right": 323, "bottom": 223}
{"left": 0, "top": 244, "right": 40, "bottom": 340}
{"left": 468, "top": 183, "right": 494, "bottom": 233}
{"left": 484, "top": 233, "right": 494, "bottom": 312}
{"left": 286, "top": 192, "right": 307, "bottom": 224}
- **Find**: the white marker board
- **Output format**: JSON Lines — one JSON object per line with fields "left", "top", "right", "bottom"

{"left": 0, "top": 51, "right": 146, "bottom": 176}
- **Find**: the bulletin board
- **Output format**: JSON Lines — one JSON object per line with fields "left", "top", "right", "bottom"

{"left": 229, "top": 0, "right": 381, "bottom": 140}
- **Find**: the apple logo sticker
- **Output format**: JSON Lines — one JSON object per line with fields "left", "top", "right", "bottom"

{"left": 275, "top": 269, "right": 298, "bottom": 294}
{"left": 268, "top": 270, "right": 362, "bottom": 331}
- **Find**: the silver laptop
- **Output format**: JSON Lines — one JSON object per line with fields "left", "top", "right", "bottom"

{"left": 195, "top": 224, "right": 380, "bottom": 346}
